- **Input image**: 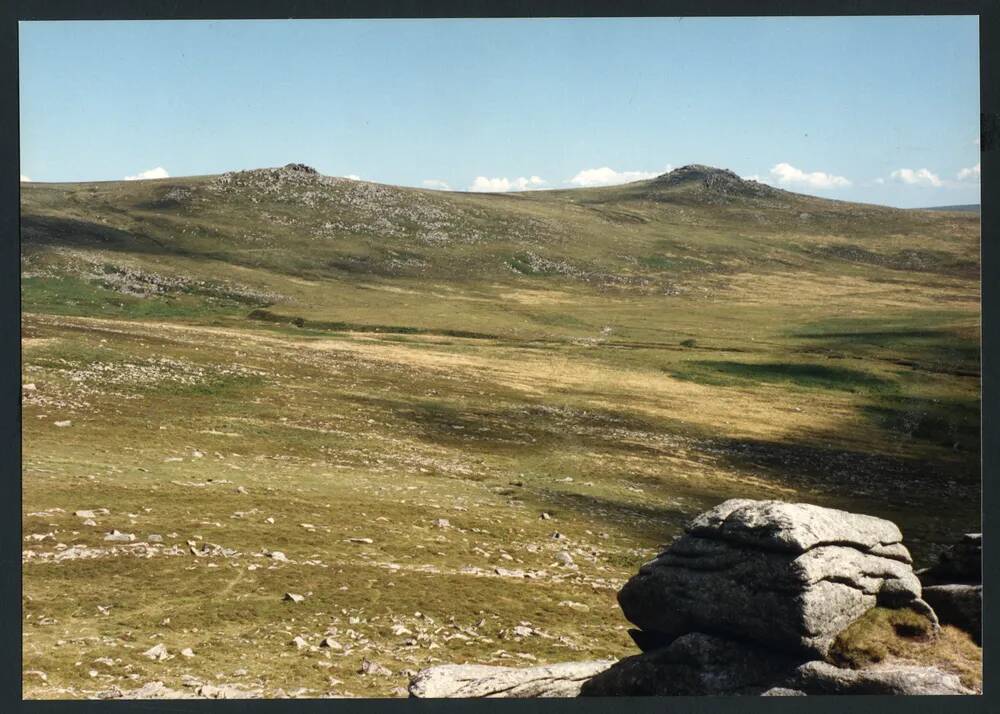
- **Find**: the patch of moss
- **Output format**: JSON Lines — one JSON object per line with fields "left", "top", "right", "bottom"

{"left": 829, "top": 607, "right": 982, "bottom": 691}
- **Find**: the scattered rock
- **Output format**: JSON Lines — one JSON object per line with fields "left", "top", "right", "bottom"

{"left": 554, "top": 551, "right": 574, "bottom": 566}
{"left": 760, "top": 687, "right": 807, "bottom": 696}
{"left": 433, "top": 519, "right": 450, "bottom": 529}
{"left": 494, "top": 567, "right": 527, "bottom": 578}
{"left": 141, "top": 643, "right": 170, "bottom": 661}
{"left": 319, "top": 637, "right": 343, "bottom": 650}
{"left": 267, "top": 551, "right": 289, "bottom": 562}
{"left": 180, "top": 648, "right": 195, "bottom": 658}
{"left": 349, "top": 537, "right": 374, "bottom": 544}
{"left": 54, "top": 420, "right": 72, "bottom": 428}
{"left": 104, "top": 530, "right": 136, "bottom": 543}
{"left": 102, "top": 681, "right": 193, "bottom": 699}
{"left": 359, "top": 658, "right": 392, "bottom": 676}
{"left": 410, "top": 660, "right": 615, "bottom": 698}
{"left": 147, "top": 534, "right": 164, "bottom": 543}
{"left": 284, "top": 592, "right": 306, "bottom": 603}
{"left": 196, "top": 683, "right": 262, "bottom": 699}
{"left": 290, "top": 636, "right": 309, "bottom": 650}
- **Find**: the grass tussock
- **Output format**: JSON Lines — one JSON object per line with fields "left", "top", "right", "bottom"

{"left": 829, "top": 607, "right": 982, "bottom": 691}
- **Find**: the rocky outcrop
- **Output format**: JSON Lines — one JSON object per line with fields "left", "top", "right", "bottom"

{"left": 918, "top": 533, "right": 982, "bottom": 643}
{"left": 786, "top": 661, "right": 974, "bottom": 695}
{"left": 648, "top": 165, "right": 788, "bottom": 203}
{"left": 580, "top": 633, "right": 800, "bottom": 696}
{"left": 282, "top": 163, "right": 319, "bottom": 175}
{"left": 618, "top": 499, "right": 934, "bottom": 658}
{"left": 406, "top": 501, "right": 979, "bottom": 698}
{"left": 408, "top": 660, "right": 615, "bottom": 698}
{"left": 922, "top": 584, "right": 982, "bottom": 644}
{"left": 918, "top": 533, "right": 981, "bottom": 585}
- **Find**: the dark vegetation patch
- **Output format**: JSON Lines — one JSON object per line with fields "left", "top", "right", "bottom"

{"left": 245, "top": 308, "right": 498, "bottom": 340}
{"left": 588, "top": 207, "right": 650, "bottom": 225}
{"left": 862, "top": 396, "right": 980, "bottom": 453}
{"left": 812, "top": 244, "right": 979, "bottom": 278}
{"left": 637, "top": 255, "right": 711, "bottom": 272}
{"left": 670, "top": 360, "right": 892, "bottom": 393}
{"left": 534, "top": 490, "right": 691, "bottom": 544}
{"left": 21, "top": 214, "right": 173, "bottom": 255}
{"left": 793, "top": 322, "right": 980, "bottom": 376}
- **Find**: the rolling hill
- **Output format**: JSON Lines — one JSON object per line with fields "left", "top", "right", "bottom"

{"left": 20, "top": 164, "right": 981, "bottom": 698}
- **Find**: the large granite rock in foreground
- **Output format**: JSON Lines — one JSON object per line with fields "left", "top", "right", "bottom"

{"left": 619, "top": 499, "right": 935, "bottom": 658}
{"left": 408, "top": 660, "right": 615, "bottom": 698}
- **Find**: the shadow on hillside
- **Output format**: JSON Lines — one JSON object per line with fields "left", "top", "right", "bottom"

{"left": 531, "top": 489, "right": 692, "bottom": 545}
{"left": 21, "top": 214, "right": 189, "bottom": 258}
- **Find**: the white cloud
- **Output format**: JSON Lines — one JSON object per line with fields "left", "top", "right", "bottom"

{"left": 769, "top": 162, "right": 851, "bottom": 188}
{"left": 422, "top": 179, "right": 451, "bottom": 190}
{"left": 890, "top": 168, "right": 942, "bottom": 187}
{"left": 957, "top": 163, "right": 980, "bottom": 182}
{"left": 124, "top": 166, "right": 169, "bottom": 181}
{"left": 874, "top": 177, "right": 885, "bottom": 185}
{"left": 468, "top": 175, "right": 546, "bottom": 192}
{"left": 20, "top": 174, "right": 31, "bottom": 182}
{"left": 569, "top": 166, "right": 661, "bottom": 188}
{"left": 741, "top": 174, "right": 771, "bottom": 184}
{"left": 345, "top": 174, "right": 361, "bottom": 181}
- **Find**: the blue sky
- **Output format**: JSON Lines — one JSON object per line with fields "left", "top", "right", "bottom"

{"left": 20, "top": 17, "right": 980, "bottom": 208}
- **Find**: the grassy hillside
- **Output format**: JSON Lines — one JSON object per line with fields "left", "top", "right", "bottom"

{"left": 21, "top": 164, "right": 981, "bottom": 698}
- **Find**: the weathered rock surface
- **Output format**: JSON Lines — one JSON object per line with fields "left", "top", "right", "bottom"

{"left": 580, "top": 633, "right": 800, "bottom": 696}
{"left": 786, "top": 660, "right": 974, "bottom": 695}
{"left": 619, "top": 499, "right": 932, "bottom": 658}
{"left": 922, "top": 584, "right": 982, "bottom": 644}
{"left": 760, "top": 686, "right": 807, "bottom": 696}
{"left": 409, "top": 660, "right": 614, "bottom": 698}
{"left": 919, "top": 533, "right": 981, "bottom": 585}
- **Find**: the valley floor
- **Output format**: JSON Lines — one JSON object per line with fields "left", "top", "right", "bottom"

{"left": 21, "top": 288, "right": 980, "bottom": 698}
